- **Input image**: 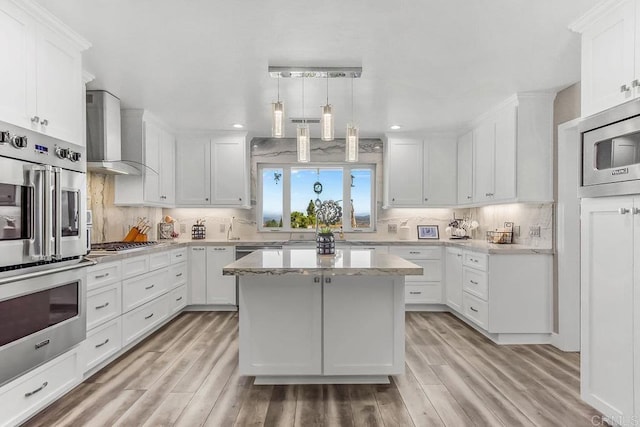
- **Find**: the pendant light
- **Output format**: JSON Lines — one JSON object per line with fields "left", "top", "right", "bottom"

{"left": 321, "top": 75, "right": 334, "bottom": 141}
{"left": 346, "top": 77, "right": 359, "bottom": 162}
{"left": 297, "top": 77, "right": 310, "bottom": 163}
{"left": 271, "top": 77, "right": 285, "bottom": 138}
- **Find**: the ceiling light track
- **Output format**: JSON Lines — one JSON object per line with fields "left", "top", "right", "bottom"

{"left": 269, "top": 66, "right": 362, "bottom": 79}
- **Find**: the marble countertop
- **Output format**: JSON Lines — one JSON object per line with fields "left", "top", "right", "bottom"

{"left": 85, "top": 238, "right": 552, "bottom": 264}
{"left": 222, "top": 248, "right": 424, "bottom": 276}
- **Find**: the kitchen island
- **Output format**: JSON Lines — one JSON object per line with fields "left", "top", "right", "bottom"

{"left": 223, "top": 247, "right": 422, "bottom": 385}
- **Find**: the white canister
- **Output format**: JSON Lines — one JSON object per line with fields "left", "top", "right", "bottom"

{"left": 399, "top": 226, "right": 411, "bottom": 240}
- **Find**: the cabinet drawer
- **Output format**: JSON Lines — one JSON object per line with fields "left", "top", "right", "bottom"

{"left": 170, "top": 285, "right": 187, "bottom": 314}
{"left": 463, "top": 251, "right": 488, "bottom": 271}
{"left": 0, "top": 349, "right": 80, "bottom": 427}
{"left": 405, "top": 259, "right": 441, "bottom": 282}
{"left": 389, "top": 246, "right": 441, "bottom": 260}
{"left": 86, "top": 282, "right": 122, "bottom": 330}
{"left": 122, "top": 269, "right": 169, "bottom": 313}
{"left": 462, "top": 292, "right": 488, "bottom": 330}
{"left": 84, "top": 318, "right": 122, "bottom": 372}
{"left": 169, "top": 263, "right": 187, "bottom": 290}
{"left": 171, "top": 248, "right": 187, "bottom": 264}
{"left": 122, "top": 295, "right": 169, "bottom": 346}
{"left": 405, "top": 283, "right": 442, "bottom": 304}
{"left": 122, "top": 256, "right": 149, "bottom": 279}
{"left": 149, "top": 251, "right": 171, "bottom": 270}
{"left": 87, "top": 262, "right": 121, "bottom": 290}
{"left": 462, "top": 267, "right": 488, "bottom": 301}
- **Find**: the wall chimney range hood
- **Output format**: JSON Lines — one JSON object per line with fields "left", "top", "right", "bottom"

{"left": 86, "top": 90, "right": 141, "bottom": 175}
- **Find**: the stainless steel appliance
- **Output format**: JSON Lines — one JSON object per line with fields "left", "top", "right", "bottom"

{"left": 86, "top": 210, "right": 93, "bottom": 254}
{"left": 0, "top": 262, "right": 88, "bottom": 386}
{"left": 0, "top": 122, "right": 86, "bottom": 270}
{"left": 90, "top": 241, "right": 158, "bottom": 254}
{"left": 580, "top": 97, "right": 640, "bottom": 197}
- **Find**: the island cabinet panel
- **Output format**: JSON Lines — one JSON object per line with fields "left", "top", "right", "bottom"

{"left": 239, "top": 276, "right": 322, "bottom": 375}
{"left": 323, "top": 276, "right": 404, "bottom": 375}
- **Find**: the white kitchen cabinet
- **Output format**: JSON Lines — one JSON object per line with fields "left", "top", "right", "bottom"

{"left": 189, "top": 247, "right": 207, "bottom": 304}
{"left": 175, "top": 133, "right": 249, "bottom": 207}
{"left": 121, "top": 292, "right": 170, "bottom": 346}
{"left": 445, "top": 247, "right": 463, "bottom": 312}
{"left": 115, "top": 110, "right": 175, "bottom": 207}
{"left": 0, "top": 0, "right": 89, "bottom": 145}
{"left": 206, "top": 246, "right": 236, "bottom": 305}
{"left": 457, "top": 131, "right": 473, "bottom": 204}
{"left": 465, "top": 93, "right": 553, "bottom": 205}
{"left": 571, "top": 0, "right": 637, "bottom": 117}
{"left": 384, "top": 137, "right": 457, "bottom": 207}
{"left": 581, "top": 196, "right": 636, "bottom": 422}
{"left": 389, "top": 246, "right": 443, "bottom": 305}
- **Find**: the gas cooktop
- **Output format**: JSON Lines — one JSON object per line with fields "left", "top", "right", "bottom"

{"left": 90, "top": 241, "right": 158, "bottom": 253}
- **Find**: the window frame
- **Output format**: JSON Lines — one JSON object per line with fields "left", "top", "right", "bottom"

{"left": 257, "top": 163, "right": 376, "bottom": 233}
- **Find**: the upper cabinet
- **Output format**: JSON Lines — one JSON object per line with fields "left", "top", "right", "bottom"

{"left": 459, "top": 93, "right": 554, "bottom": 206}
{"left": 0, "top": 0, "right": 90, "bottom": 144}
{"left": 571, "top": 0, "right": 638, "bottom": 116}
{"left": 384, "top": 136, "right": 457, "bottom": 208}
{"left": 114, "top": 110, "right": 175, "bottom": 207}
{"left": 175, "top": 133, "right": 249, "bottom": 207}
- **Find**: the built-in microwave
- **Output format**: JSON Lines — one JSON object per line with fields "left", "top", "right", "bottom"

{"left": 580, "top": 98, "right": 640, "bottom": 197}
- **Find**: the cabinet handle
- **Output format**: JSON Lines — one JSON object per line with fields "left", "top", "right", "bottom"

{"left": 392, "top": 198, "right": 395, "bottom": 202}
{"left": 95, "top": 302, "right": 110, "bottom": 310}
{"left": 176, "top": 296, "right": 183, "bottom": 302}
{"left": 424, "top": 198, "right": 428, "bottom": 201}
{"left": 30, "top": 116, "right": 40, "bottom": 123}
{"left": 470, "top": 280, "right": 478, "bottom": 285}
{"left": 193, "top": 248, "right": 205, "bottom": 251}
{"left": 24, "top": 382, "right": 48, "bottom": 398}
{"left": 633, "top": 79, "right": 640, "bottom": 88}
{"left": 467, "top": 195, "right": 472, "bottom": 199}
{"left": 409, "top": 251, "right": 420, "bottom": 254}
{"left": 175, "top": 254, "right": 183, "bottom": 258}
{"left": 325, "top": 277, "right": 332, "bottom": 284}
{"left": 176, "top": 273, "right": 183, "bottom": 277}
{"left": 205, "top": 198, "right": 209, "bottom": 201}
{"left": 145, "top": 284, "right": 155, "bottom": 290}
{"left": 633, "top": 208, "right": 640, "bottom": 215}
{"left": 457, "top": 254, "right": 462, "bottom": 257}
{"left": 94, "top": 272, "right": 110, "bottom": 279}
{"left": 239, "top": 197, "right": 242, "bottom": 201}
{"left": 619, "top": 208, "right": 630, "bottom": 214}
{"left": 35, "top": 339, "right": 50, "bottom": 350}
{"left": 40, "top": 119, "right": 48, "bottom": 126}
{"left": 145, "top": 313, "right": 154, "bottom": 320}
{"left": 621, "top": 84, "right": 631, "bottom": 93}
{"left": 470, "top": 306, "right": 478, "bottom": 313}
{"left": 313, "top": 277, "right": 320, "bottom": 283}
{"left": 409, "top": 291, "right": 422, "bottom": 295}
{"left": 95, "top": 338, "right": 110, "bottom": 349}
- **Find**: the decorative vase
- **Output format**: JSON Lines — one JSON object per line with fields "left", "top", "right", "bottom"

{"left": 316, "top": 232, "right": 335, "bottom": 255}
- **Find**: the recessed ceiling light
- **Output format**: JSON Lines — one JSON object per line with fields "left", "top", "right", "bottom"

{"left": 389, "top": 125, "right": 401, "bottom": 130}
{"left": 233, "top": 123, "right": 244, "bottom": 129}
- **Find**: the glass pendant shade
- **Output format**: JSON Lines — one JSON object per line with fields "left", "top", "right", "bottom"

{"left": 271, "top": 101, "right": 285, "bottom": 138}
{"left": 321, "top": 104, "right": 334, "bottom": 141}
{"left": 297, "top": 124, "right": 310, "bottom": 163}
{"left": 346, "top": 124, "right": 359, "bottom": 162}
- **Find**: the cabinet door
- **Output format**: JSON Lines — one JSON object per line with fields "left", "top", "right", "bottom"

{"left": 175, "top": 137, "right": 211, "bottom": 205}
{"left": 581, "top": 196, "right": 634, "bottom": 420}
{"left": 445, "top": 248, "right": 463, "bottom": 312}
{"left": 386, "top": 138, "right": 423, "bottom": 206}
{"left": 0, "top": 1, "right": 35, "bottom": 129}
{"left": 206, "top": 246, "right": 236, "bottom": 305}
{"left": 323, "top": 276, "right": 404, "bottom": 375}
{"left": 493, "top": 104, "right": 516, "bottom": 201}
{"left": 143, "top": 122, "right": 161, "bottom": 203}
{"left": 159, "top": 131, "right": 175, "bottom": 205}
{"left": 581, "top": 0, "right": 635, "bottom": 116}
{"left": 457, "top": 131, "right": 473, "bottom": 204}
{"left": 35, "top": 25, "right": 82, "bottom": 144}
{"left": 473, "top": 120, "right": 495, "bottom": 203}
{"left": 211, "top": 137, "right": 247, "bottom": 206}
{"left": 189, "top": 247, "right": 207, "bottom": 304}
{"left": 424, "top": 138, "right": 456, "bottom": 206}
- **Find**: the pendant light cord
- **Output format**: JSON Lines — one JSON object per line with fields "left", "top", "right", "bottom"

{"left": 277, "top": 76, "right": 280, "bottom": 102}
{"left": 326, "top": 75, "right": 329, "bottom": 105}
{"left": 302, "top": 77, "right": 305, "bottom": 120}
{"left": 351, "top": 77, "right": 354, "bottom": 123}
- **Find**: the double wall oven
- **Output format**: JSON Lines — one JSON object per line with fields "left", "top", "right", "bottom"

{"left": 0, "top": 122, "right": 89, "bottom": 387}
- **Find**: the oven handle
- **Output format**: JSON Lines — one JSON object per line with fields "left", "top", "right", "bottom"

{"left": 0, "top": 259, "right": 96, "bottom": 286}
{"left": 42, "top": 165, "right": 53, "bottom": 261}
{"left": 53, "top": 167, "right": 62, "bottom": 260}
{"left": 30, "top": 165, "right": 46, "bottom": 262}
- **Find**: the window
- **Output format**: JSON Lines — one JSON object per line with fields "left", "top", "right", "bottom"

{"left": 258, "top": 164, "right": 375, "bottom": 232}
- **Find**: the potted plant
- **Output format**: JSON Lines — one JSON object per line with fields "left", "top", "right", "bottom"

{"left": 315, "top": 200, "right": 342, "bottom": 256}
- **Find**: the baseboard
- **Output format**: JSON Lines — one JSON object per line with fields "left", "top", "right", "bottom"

{"left": 185, "top": 304, "right": 238, "bottom": 312}
{"left": 405, "top": 303, "right": 449, "bottom": 312}
{"left": 550, "top": 331, "right": 580, "bottom": 352}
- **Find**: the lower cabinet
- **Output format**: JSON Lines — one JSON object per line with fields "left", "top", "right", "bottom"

{"left": 122, "top": 293, "right": 170, "bottom": 346}
{"left": 389, "top": 246, "right": 443, "bottom": 305}
{"left": 83, "top": 318, "right": 122, "bottom": 372}
{"left": 444, "top": 247, "right": 463, "bottom": 311}
{"left": 189, "top": 246, "right": 236, "bottom": 306}
{"left": 0, "top": 348, "right": 81, "bottom": 427}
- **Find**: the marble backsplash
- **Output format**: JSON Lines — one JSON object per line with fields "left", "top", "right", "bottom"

{"left": 88, "top": 137, "right": 553, "bottom": 249}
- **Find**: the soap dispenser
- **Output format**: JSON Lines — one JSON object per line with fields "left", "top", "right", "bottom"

{"left": 398, "top": 220, "right": 411, "bottom": 240}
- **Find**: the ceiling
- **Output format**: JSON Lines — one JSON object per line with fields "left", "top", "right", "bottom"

{"left": 36, "top": 0, "right": 601, "bottom": 138}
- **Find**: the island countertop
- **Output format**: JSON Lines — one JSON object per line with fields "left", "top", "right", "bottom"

{"left": 223, "top": 248, "right": 423, "bottom": 276}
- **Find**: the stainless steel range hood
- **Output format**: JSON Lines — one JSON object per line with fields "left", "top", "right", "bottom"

{"left": 86, "top": 90, "right": 141, "bottom": 175}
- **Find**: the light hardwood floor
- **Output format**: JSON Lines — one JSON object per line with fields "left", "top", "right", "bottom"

{"left": 25, "top": 312, "right": 601, "bottom": 426}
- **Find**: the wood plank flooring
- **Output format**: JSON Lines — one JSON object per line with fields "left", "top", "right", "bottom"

{"left": 25, "top": 312, "right": 602, "bottom": 427}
